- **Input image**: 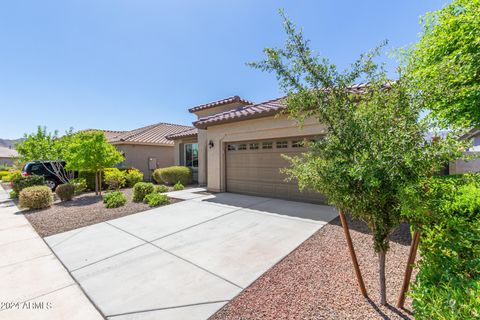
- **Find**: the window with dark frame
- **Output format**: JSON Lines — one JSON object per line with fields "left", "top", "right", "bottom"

{"left": 276, "top": 141, "right": 288, "bottom": 149}
{"left": 262, "top": 142, "right": 273, "bottom": 149}
{"left": 249, "top": 143, "right": 259, "bottom": 150}
{"left": 227, "top": 144, "right": 237, "bottom": 151}
{"left": 238, "top": 144, "right": 247, "bottom": 150}
{"left": 292, "top": 140, "right": 304, "bottom": 148}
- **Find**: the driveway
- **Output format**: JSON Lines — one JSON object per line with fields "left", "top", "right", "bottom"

{"left": 45, "top": 189, "right": 337, "bottom": 319}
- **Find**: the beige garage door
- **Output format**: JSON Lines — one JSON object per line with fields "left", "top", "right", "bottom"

{"left": 225, "top": 138, "right": 326, "bottom": 204}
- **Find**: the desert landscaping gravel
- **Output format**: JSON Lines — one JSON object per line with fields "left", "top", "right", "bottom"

{"left": 21, "top": 188, "right": 180, "bottom": 237}
{"left": 211, "top": 216, "right": 415, "bottom": 320}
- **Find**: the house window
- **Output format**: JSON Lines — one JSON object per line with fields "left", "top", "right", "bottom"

{"left": 227, "top": 144, "right": 237, "bottom": 151}
{"left": 276, "top": 141, "right": 288, "bottom": 149}
{"left": 184, "top": 143, "right": 198, "bottom": 168}
{"left": 238, "top": 144, "right": 247, "bottom": 150}
{"left": 262, "top": 142, "right": 273, "bottom": 149}
{"left": 249, "top": 143, "right": 259, "bottom": 150}
{"left": 292, "top": 140, "right": 304, "bottom": 148}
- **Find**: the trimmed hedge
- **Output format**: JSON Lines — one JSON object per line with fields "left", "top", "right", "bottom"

{"left": 0, "top": 171, "right": 9, "bottom": 180}
{"left": 70, "top": 178, "right": 87, "bottom": 194}
{"left": 56, "top": 184, "right": 75, "bottom": 201}
{"left": 153, "top": 166, "right": 192, "bottom": 185}
{"left": 155, "top": 185, "right": 169, "bottom": 193}
{"left": 132, "top": 182, "right": 155, "bottom": 202}
{"left": 103, "top": 191, "right": 127, "bottom": 208}
{"left": 12, "top": 175, "right": 46, "bottom": 194}
{"left": 104, "top": 168, "right": 126, "bottom": 190}
{"left": 173, "top": 181, "right": 184, "bottom": 191}
{"left": 125, "top": 169, "right": 144, "bottom": 187}
{"left": 19, "top": 186, "right": 53, "bottom": 209}
{"left": 2, "top": 170, "right": 21, "bottom": 182}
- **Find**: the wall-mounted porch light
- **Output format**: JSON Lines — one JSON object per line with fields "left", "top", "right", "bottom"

{"left": 208, "top": 140, "right": 214, "bottom": 149}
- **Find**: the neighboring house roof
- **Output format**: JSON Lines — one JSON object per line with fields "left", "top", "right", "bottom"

{"left": 188, "top": 95, "right": 253, "bottom": 113}
{"left": 109, "top": 123, "right": 194, "bottom": 146}
{"left": 0, "top": 146, "right": 19, "bottom": 158}
{"left": 461, "top": 128, "right": 480, "bottom": 140}
{"left": 193, "top": 97, "right": 285, "bottom": 129}
{"left": 165, "top": 127, "right": 198, "bottom": 140}
{"left": 82, "top": 129, "right": 127, "bottom": 142}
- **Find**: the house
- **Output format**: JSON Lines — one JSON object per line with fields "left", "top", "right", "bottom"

{"left": 167, "top": 95, "right": 328, "bottom": 203}
{"left": 450, "top": 128, "right": 480, "bottom": 174}
{"left": 0, "top": 146, "right": 19, "bottom": 166}
{"left": 88, "top": 123, "right": 194, "bottom": 180}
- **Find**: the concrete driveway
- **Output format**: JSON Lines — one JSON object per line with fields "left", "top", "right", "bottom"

{"left": 45, "top": 189, "right": 337, "bottom": 319}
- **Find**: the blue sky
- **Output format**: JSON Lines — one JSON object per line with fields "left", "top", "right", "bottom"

{"left": 0, "top": 0, "right": 447, "bottom": 139}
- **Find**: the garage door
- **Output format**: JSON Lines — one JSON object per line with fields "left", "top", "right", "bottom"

{"left": 225, "top": 138, "right": 326, "bottom": 204}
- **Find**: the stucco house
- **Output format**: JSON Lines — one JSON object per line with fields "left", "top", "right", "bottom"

{"left": 0, "top": 146, "right": 19, "bottom": 166}
{"left": 167, "top": 95, "right": 329, "bottom": 203}
{"left": 89, "top": 123, "right": 194, "bottom": 180}
{"left": 450, "top": 128, "right": 480, "bottom": 174}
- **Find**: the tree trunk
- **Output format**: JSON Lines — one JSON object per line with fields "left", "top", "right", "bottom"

{"left": 397, "top": 231, "right": 421, "bottom": 308}
{"left": 95, "top": 171, "right": 99, "bottom": 195}
{"left": 378, "top": 250, "right": 387, "bottom": 305}
{"left": 99, "top": 170, "right": 102, "bottom": 196}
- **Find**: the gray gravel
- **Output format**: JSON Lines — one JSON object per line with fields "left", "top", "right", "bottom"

{"left": 21, "top": 188, "right": 180, "bottom": 237}
{"left": 211, "top": 216, "right": 415, "bottom": 320}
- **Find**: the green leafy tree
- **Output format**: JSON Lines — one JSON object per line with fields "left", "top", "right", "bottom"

{"left": 249, "top": 11, "right": 461, "bottom": 305}
{"left": 405, "top": 0, "right": 480, "bottom": 128}
{"left": 64, "top": 131, "right": 124, "bottom": 195}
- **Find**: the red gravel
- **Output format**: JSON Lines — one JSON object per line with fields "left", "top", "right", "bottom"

{"left": 211, "top": 216, "right": 415, "bottom": 320}
{"left": 21, "top": 188, "right": 181, "bottom": 237}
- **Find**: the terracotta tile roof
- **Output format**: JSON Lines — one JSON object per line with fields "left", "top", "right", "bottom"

{"left": 188, "top": 96, "right": 253, "bottom": 113}
{"left": 0, "top": 146, "right": 19, "bottom": 158}
{"left": 193, "top": 97, "right": 285, "bottom": 129}
{"left": 110, "top": 123, "right": 193, "bottom": 145}
{"left": 192, "top": 83, "right": 386, "bottom": 129}
{"left": 165, "top": 127, "right": 198, "bottom": 140}
{"left": 82, "top": 129, "right": 127, "bottom": 142}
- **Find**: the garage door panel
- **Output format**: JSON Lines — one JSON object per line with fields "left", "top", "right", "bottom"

{"left": 226, "top": 140, "right": 325, "bottom": 204}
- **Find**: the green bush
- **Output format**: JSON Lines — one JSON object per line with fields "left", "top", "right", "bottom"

{"left": 0, "top": 171, "right": 9, "bottom": 180}
{"left": 70, "top": 178, "right": 87, "bottom": 194}
{"left": 143, "top": 192, "right": 169, "bottom": 207}
{"left": 173, "top": 181, "right": 184, "bottom": 191}
{"left": 19, "top": 186, "right": 53, "bottom": 209}
{"left": 79, "top": 170, "right": 107, "bottom": 191}
{"left": 55, "top": 183, "right": 75, "bottom": 201}
{"left": 0, "top": 165, "right": 12, "bottom": 171}
{"left": 152, "top": 166, "right": 192, "bottom": 185}
{"left": 12, "top": 175, "right": 46, "bottom": 194}
{"left": 103, "top": 191, "right": 127, "bottom": 208}
{"left": 403, "top": 175, "right": 480, "bottom": 319}
{"left": 125, "top": 169, "right": 144, "bottom": 187}
{"left": 104, "top": 168, "right": 126, "bottom": 190}
{"left": 2, "top": 170, "right": 21, "bottom": 182}
{"left": 9, "top": 190, "right": 17, "bottom": 199}
{"left": 132, "top": 182, "right": 155, "bottom": 202}
{"left": 155, "top": 185, "right": 169, "bottom": 193}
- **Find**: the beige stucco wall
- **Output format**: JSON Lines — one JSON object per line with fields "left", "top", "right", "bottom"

{"left": 114, "top": 144, "right": 174, "bottom": 180}
{"left": 204, "top": 115, "right": 326, "bottom": 192}
{"left": 449, "top": 152, "right": 480, "bottom": 174}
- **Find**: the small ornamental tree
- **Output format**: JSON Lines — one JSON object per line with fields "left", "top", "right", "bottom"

{"left": 250, "top": 11, "right": 461, "bottom": 305}
{"left": 405, "top": 0, "right": 480, "bottom": 128}
{"left": 64, "top": 131, "right": 124, "bottom": 195}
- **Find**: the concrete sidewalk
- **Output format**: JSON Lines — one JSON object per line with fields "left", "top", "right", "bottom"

{"left": 0, "top": 185, "right": 103, "bottom": 320}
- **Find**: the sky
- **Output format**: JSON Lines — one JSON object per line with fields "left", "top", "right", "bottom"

{"left": 0, "top": 0, "right": 448, "bottom": 139}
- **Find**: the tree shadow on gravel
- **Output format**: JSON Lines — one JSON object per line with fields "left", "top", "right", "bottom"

{"left": 328, "top": 215, "right": 412, "bottom": 246}
{"left": 365, "top": 298, "right": 413, "bottom": 320}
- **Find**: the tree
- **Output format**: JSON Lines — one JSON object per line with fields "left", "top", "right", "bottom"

{"left": 405, "top": 0, "right": 480, "bottom": 128}
{"left": 249, "top": 11, "right": 461, "bottom": 305}
{"left": 64, "top": 131, "right": 124, "bottom": 195}
{"left": 16, "top": 126, "right": 75, "bottom": 183}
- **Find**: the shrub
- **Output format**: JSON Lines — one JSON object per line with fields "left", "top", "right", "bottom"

{"left": 143, "top": 192, "right": 169, "bottom": 207}
{"left": 403, "top": 175, "right": 480, "bottom": 319}
{"left": 125, "top": 169, "right": 144, "bottom": 187}
{"left": 55, "top": 183, "right": 75, "bottom": 201}
{"left": 173, "top": 181, "right": 184, "bottom": 191}
{"left": 9, "top": 190, "right": 17, "bottom": 199}
{"left": 103, "top": 191, "right": 127, "bottom": 208}
{"left": 70, "top": 178, "right": 87, "bottom": 194}
{"left": 155, "top": 185, "right": 169, "bottom": 193}
{"left": 0, "top": 165, "right": 12, "bottom": 171}
{"left": 153, "top": 166, "right": 192, "bottom": 185}
{"left": 132, "top": 182, "right": 155, "bottom": 202}
{"left": 79, "top": 170, "right": 107, "bottom": 191}
{"left": 12, "top": 175, "right": 45, "bottom": 194}
{"left": 104, "top": 168, "right": 126, "bottom": 190}
{"left": 19, "top": 186, "right": 53, "bottom": 209}
{"left": 2, "top": 170, "right": 21, "bottom": 182}
{"left": 0, "top": 171, "right": 9, "bottom": 180}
